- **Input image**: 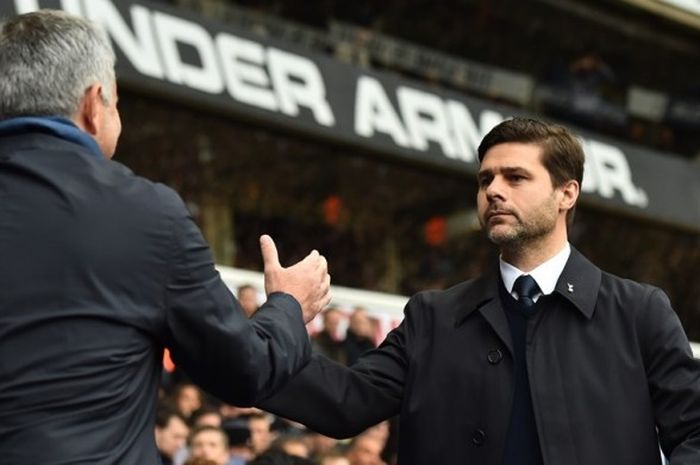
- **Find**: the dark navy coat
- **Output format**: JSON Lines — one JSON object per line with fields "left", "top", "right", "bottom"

{"left": 0, "top": 129, "right": 310, "bottom": 464}
{"left": 261, "top": 248, "right": 700, "bottom": 465}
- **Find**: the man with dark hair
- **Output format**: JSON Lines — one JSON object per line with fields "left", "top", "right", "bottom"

{"left": 259, "top": 117, "right": 700, "bottom": 464}
{"left": 0, "top": 10, "right": 331, "bottom": 465}
{"left": 156, "top": 407, "right": 190, "bottom": 465}
{"left": 189, "top": 426, "right": 232, "bottom": 465}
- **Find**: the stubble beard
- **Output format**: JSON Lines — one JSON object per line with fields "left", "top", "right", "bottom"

{"left": 485, "top": 195, "right": 559, "bottom": 252}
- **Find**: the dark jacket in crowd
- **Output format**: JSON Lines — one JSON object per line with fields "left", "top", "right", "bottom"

{"left": 0, "top": 124, "right": 310, "bottom": 465}
{"left": 344, "top": 330, "right": 375, "bottom": 366}
{"left": 260, "top": 248, "right": 700, "bottom": 465}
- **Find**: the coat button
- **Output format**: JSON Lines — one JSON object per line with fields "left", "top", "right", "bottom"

{"left": 487, "top": 349, "right": 503, "bottom": 364}
{"left": 472, "top": 428, "right": 486, "bottom": 446}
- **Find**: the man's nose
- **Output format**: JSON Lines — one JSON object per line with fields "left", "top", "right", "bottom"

{"left": 486, "top": 176, "right": 506, "bottom": 200}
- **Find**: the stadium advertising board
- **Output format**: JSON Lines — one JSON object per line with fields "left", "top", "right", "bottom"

{"left": 5, "top": 0, "right": 700, "bottom": 232}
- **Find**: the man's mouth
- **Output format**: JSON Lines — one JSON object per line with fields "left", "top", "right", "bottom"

{"left": 487, "top": 209, "right": 513, "bottom": 220}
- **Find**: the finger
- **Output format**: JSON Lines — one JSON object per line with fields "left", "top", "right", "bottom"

{"left": 315, "top": 255, "right": 328, "bottom": 273}
{"left": 320, "top": 273, "right": 332, "bottom": 306}
{"left": 321, "top": 287, "right": 332, "bottom": 309}
{"left": 260, "top": 234, "right": 280, "bottom": 270}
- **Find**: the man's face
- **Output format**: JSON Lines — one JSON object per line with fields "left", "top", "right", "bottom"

{"left": 177, "top": 385, "right": 201, "bottom": 418}
{"left": 238, "top": 288, "right": 259, "bottom": 317}
{"left": 347, "top": 436, "right": 384, "bottom": 465}
{"left": 477, "top": 142, "right": 562, "bottom": 248}
{"left": 98, "top": 82, "right": 122, "bottom": 158}
{"left": 155, "top": 416, "right": 189, "bottom": 459}
{"left": 349, "top": 309, "right": 373, "bottom": 338}
{"left": 248, "top": 417, "right": 273, "bottom": 455}
{"left": 323, "top": 310, "right": 342, "bottom": 336}
{"left": 190, "top": 430, "right": 230, "bottom": 465}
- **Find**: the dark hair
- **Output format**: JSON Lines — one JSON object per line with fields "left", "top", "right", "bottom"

{"left": 155, "top": 405, "right": 187, "bottom": 429}
{"left": 190, "top": 406, "right": 222, "bottom": 427}
{"left": 477, "top": 117, "right": 584, "bottom": 226}
{"left": 237, "top": 283, "right": 256, "bottom": 293}
{"left": 248, "top": 450, "right": 316, "bottom": 465}
{"left": 190, "top": 425, "right": 230, "bottom": 449}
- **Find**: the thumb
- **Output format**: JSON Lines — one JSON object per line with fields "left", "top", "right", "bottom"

{"left": 260, "top": 234, "right": 281, "bottom": 270}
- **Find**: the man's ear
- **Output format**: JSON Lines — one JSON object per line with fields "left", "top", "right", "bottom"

{"left": 73, "top": 83, "right": 103, "bottom": 136}
{"left": 559, "top": 180, "right": 580, "bottom": 212}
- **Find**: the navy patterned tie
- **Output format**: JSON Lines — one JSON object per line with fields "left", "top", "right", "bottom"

{"left": 513, "top": 275, "right": 540, "bottom": 309}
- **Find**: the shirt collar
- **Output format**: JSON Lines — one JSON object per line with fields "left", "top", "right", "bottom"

{"left": 0, "top": 116, "right": 104, "bottom": 159}
{"left": 500, "top": 242, "right": 571, "bottom": 297}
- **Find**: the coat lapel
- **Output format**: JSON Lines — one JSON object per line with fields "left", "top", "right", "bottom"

{"left": 452, "top": 247, "right": 602, "bottom": 356}
{"left": 454, "top": 264, "right": 514, "bottom": 356}
{"left": 553, "top": 247, "right": 602, "bottom": 320}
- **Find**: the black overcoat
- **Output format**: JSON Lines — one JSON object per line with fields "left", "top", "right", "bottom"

{"left": 261, "top": 248, "right": 700, "bottom": 464}
{"left": 0, "top": 130, "right": 310, "bottom": 464}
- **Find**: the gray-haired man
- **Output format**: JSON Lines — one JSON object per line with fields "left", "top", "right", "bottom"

{"left": 0, "top": 10, "right": 331, "bottom": 464}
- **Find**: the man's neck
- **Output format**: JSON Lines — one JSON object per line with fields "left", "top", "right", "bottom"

{"left": 500, "top": 234, "right": 568, "bottom": 272}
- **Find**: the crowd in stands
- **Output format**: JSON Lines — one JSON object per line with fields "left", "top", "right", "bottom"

{"left": 174, "top": 0, "right": 700, "bottom": 160}
{"left": 157, "top": 286, "right": 396, "bottom": 465}
{"left": 116, "top": 93, "right": 700, "bottom": 340}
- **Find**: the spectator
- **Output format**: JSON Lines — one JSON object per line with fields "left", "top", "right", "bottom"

{"left": 539, "top": 50, "right": 626, "bottom": 130}
{"left": 155, "top": 406, "right": 190, "bottom": 465}
{"left": 238, "top": 283, "right": 261, "bottom": 317}
{"left": 222, "top": 417, "right": 254, "bottom": 465}
{"left": 273, "top": 435, "right": 311, "bottom": 458}
{"left": 312, "top": 307, "right": 346, "bottom": 364}
{"left": 345, "top": 434, "right": 386, "bottom": 465}
{"left": 191, "top": 407, "right": 224, "bottom": 429}
{"left": 344, "top": 307, "right": 376, "bottom": 365}
{"left": 171, "top": 382, "right": 204, "bottom": 420}
{"left": 189, "top": 426, "right": 231, "bottom": 465}
{"left": 305, "top": 431, "right": 340, "bottom": 462}
{"left": 184, "top": 458, "right": 219, "bottom": 465}
{"left": 174, "top": 408, "right": 227, "bottom": 465}
{"left": 249, "top": 412, "right": 276, "bottom": 457}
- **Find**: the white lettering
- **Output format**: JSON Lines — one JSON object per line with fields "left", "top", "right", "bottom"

{"left": 447, "top": 103, "right": 504, "bottom": 163}
{"left": 354, "top": 76, "right": 410, "bottom": 147}
{"left": 152, "top": 11, "right": 224, "bottom": 94}
{"left": 14, "top": 0, "right": 81, "bottom": 15}
{"left": 583, "top": 139, "right": 648, "bottom": 207}
{"left": 83, "top": 0, "right": 164, "bottom": 79}
{"left": 216, "top": 33, "right": 277, "bottom": 111}
{"left": 446, "top": 101, "right": 481, "bottom": 162}
{"left": 397, "top": 86, "right": 457, "bottom": 157}
{"left": 479, "top": 110, "right": 505, "bottom": 141}
{"left": 267, "top": 48, "right": 335, "bottom": 126}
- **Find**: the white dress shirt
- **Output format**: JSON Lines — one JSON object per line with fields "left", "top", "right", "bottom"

{"left": 500, "top": 243, "right": 571, "bottom": 303}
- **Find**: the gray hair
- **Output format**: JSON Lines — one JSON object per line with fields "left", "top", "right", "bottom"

{"left": 0, "top": 9, "right": 116, "bottom": 119}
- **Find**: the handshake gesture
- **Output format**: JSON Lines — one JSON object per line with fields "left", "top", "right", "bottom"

{"left": 260, "top": 235, "right": 332, "bottom": 323}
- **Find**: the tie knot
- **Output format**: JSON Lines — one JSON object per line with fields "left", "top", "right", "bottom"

{"left": 513, "top": 275, "right": 540, "bottom": 307}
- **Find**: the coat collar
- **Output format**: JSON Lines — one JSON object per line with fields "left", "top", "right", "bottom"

{"left": 552, "top": 247, "right": 601, "bottom": 319}
{"left": 454, "top": 246, "right": 602, "bottom": 328}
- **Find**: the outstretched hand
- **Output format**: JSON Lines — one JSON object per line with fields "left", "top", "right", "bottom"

{"left": 260, "top": 235, "right": 331, "bottom": 323}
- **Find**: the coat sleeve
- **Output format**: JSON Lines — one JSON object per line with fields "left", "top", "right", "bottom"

{"left": 256, "top": 294, "right": 425, "bottom": 438}
{"left": 640, "top": 287, "right": 700, "bottom": 463}
{"left": 162, "top": 199, "right": 310, "bottom": 406}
